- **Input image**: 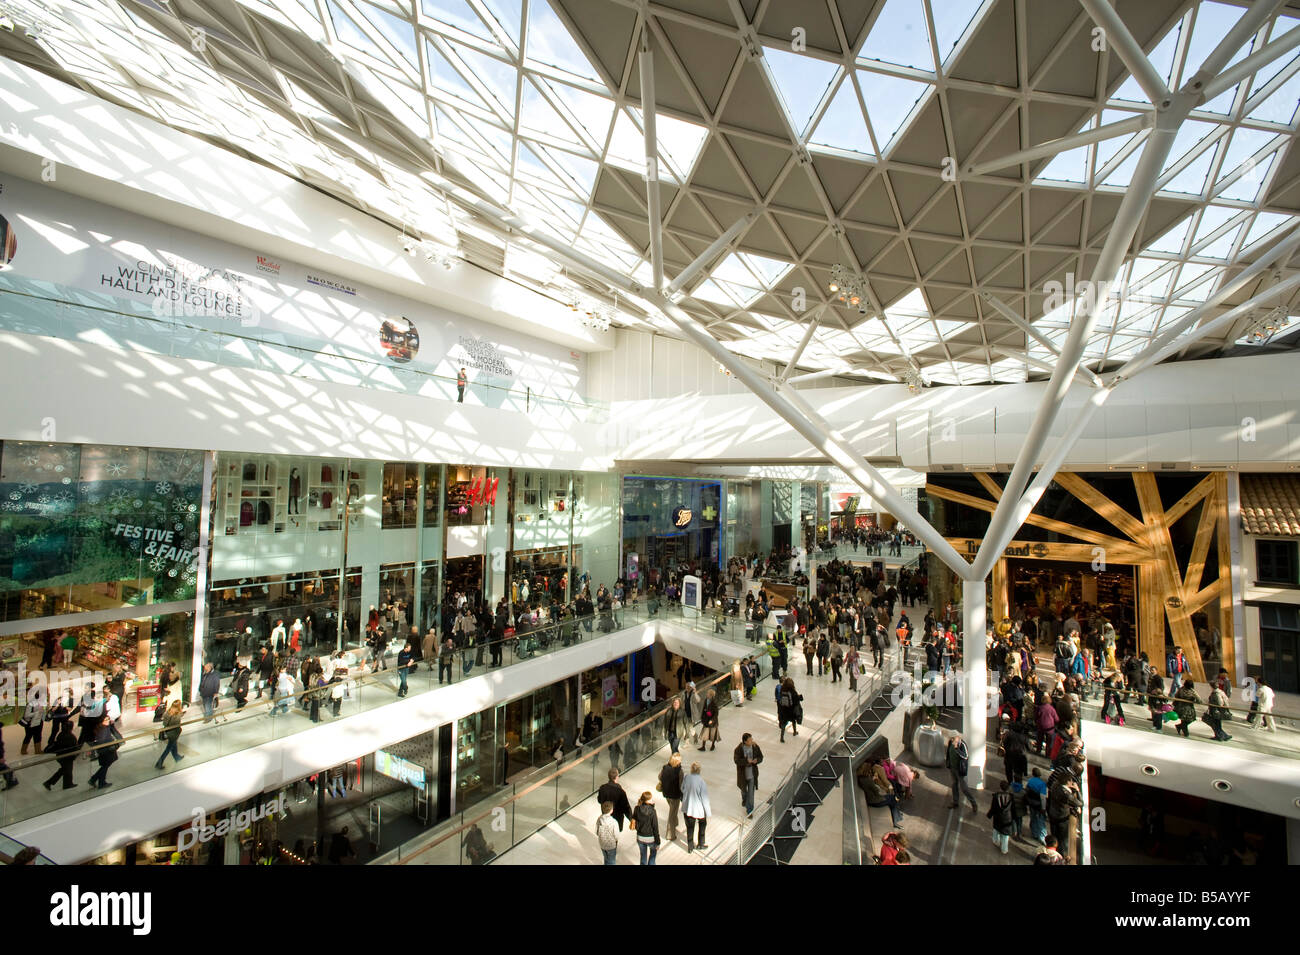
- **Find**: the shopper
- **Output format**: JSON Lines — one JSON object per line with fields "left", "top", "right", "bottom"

{"left": 1255, "top": 677, "right": 1277, "bottom": 732}
{"left": 658, "top": 752, "right": 684, "bottom": 843}
{"left": 816, "top": 632, "right": 830, "bottom": 676}
{"left": 663, "top": 696, "right": 685, "bottom": 755}
{"left": 699, "top": 688, "right": 720, "bottom": 751}
{"left": 1147, "top": 674, "right": 1169, "bottom": 732}
{"left": 595, "top": 801, "right": 619, "bottom": 865}
{"left": 1206, "top": 682, "right": 1234, "bottom": 741}
{"left": 829, "top": 638, "right": 844, "bottom": 683}
{"left": 777, "top": 677, "right": 802, "bottom": 742}
{"left": 856, "top": 757, "right": 905, "bottom": 828}
{"left": 681, "top": 761, "right": 711, "bottom": 853}
{"left": 154, "top": 700, "right": 185, "bottom": 770}
{"left": 0, "top": 737, "right": 18, "bottom": 791}
{"left": 987, "top": 780, "right": 1015, "bottom": 855}
{"left": 845, "top": 644, "right": 861, "bottom": 691}
{"left": 256, "top": 647, "right": 274, "bottom": 698}
{"left": 87, "top": 715, "right": 120, "bottom": 790}
{"left": 42, "top": 722, "right": 81, "bottom": 791}
{"left": 18, "top": 681, "right": 46, "bottom": 755}
{"left": 802, "top": 632, "right": 816, "bottom": 676}
{"left": 734, "top": 732, "right": 764, "bottom": 815}
{"left": 457, "top": 366, "right": 467, "bottom": 402}
{"left": 327, "top": 826, "right": 355, "bottom": 864}
{"left": 596, "top": 767, "right": 633, "bottom": 832}
{"left": 438, "top": 636, "right": 455, "bottom": 685}
{"left": 1173, "top": 679, "right": 1200, "bottom": 738}
{"left": 231, "top": 659, "right": 251, "bottom": 711}
{"left": 630, "top": 792, "right": 661, "bottom": 865}
{"left": 198, "top": 662, "right": 221, "bottom": 723}
{"left": 945, "top": 734, "right": 979, "bottom": 813}
{"left": 396, "top": 640, "right": 413, "bottom": 697}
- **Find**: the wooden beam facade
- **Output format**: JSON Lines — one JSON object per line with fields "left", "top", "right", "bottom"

{"left": 926, "top": 470, "right": 1234, "bottom": 677}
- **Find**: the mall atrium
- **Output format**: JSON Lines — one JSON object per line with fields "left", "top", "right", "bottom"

{"left": 0, "top": 0, "right": 1298, "bottom": 876}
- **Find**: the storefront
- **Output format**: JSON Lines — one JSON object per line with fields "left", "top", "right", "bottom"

{"left": 924, "top": 470, "right": 1236, "bottom": 680}
{"left": 1239, "top": 474, "right": 1300, "bottom": 691}
{"left": 0, "top": 441, "right": 205, "bottom": 704}
{"left": 621, "top": 476, "right": 722, "bottom": 587}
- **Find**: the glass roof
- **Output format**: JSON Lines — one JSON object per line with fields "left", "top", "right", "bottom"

{"left": 4, "top": 0, "right": 1298, "bottom": 383}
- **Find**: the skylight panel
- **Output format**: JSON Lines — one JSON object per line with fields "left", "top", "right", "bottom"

{"left": 549, "top": 80, "right": 616, "bottom": 146}
{"left": 1192, "top": 205, "right": 1241, "bottom": 245}
{"left": 454, "top": 44, "right": 518, "bottom": 117}
{"left": 1241, "top": 212, "right": 1294, "bottom": 249}
{"left": 526, "top": 0, "right": 602, "bottom": 81}
{"left": 1182, "top": 1, "right": 1253, "bottom": 85}
{"left": 1216, "top": 151, "right": 1273, "bottom": 201}
{"left": 739, "top": 253, "right": 793, "bottom": 287}
{"left": 1197, "top": 223, "right": 1243, "bottom": 259}
{"left": 1162, "top": 146, "right": 1215, "bottom": 195}
{"left": 606, "top": 109, "right": 649, "bottom": 174}
{"left": 1035, "top": 144, "right": 1089, "bottom": 183}
{"left": 858, "top": 70, "right": 931, "bottom": 153}
{"left": 481, "top": 0, "right": 523, "bottom": 44}
{"left": 641, "top": 111, "right": 709, "bottom": 180}
{"left": 547, "top": 145, "right": 598, "bottom": 194}
{"left": 860, "top": 0, "right": 934, "bottom": 72}
{"left": 809, "top": 76, "right": 873, "bottom": 156}
{"left": 356, "top": 0, "right": 419, "bottom": 70}
{"left": 327, "top": 0, "right": 380, "bottom": 58}
{"left": 504, "top": 241, "right": 559, "bottom": 283}
{"left": 1247, "top": 69, "right": 1300, "bottom": 124}
{"left": 427, "top": 39, "right": 488, "bottom": 108}
{"left": 1146, "top": 217, "right": 1191, "bottom": 254}
{"left": 1102, "top": 147, "right": 1142, "bottom": 188}
{"left": 763, "top": 46, "right": 840, "bottom": 134}
{"left": 1112, "top": 23, "right": 1179, "bottom": 103}
{"left": 422, "top": 0, "right": 494, "bottom": 42}
{"left": 930, "top": 0, "right": 986, "bottom": 66}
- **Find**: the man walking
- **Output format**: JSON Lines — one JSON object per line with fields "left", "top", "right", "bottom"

{"left": 733, "top": 732, "right": 764, "bottom": 815}
{"left": 397, "top": 640, "right": 413, "bottom": 697}
{"left": 596, "top": 767, "right": 633, "bottom": 832}
{"left": 198, "top": 662, "right": 221, "bottom": 723}
{"left": 945, "top": 733, "right": 979, "bottom": 813}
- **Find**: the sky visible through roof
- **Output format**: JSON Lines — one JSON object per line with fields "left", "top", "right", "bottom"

{"left": 5, "top": 0, "right": 1300, "bottom": 382}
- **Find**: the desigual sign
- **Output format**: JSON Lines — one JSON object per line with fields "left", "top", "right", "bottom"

{"left": 178, "top": 793, "right": 287, "bottom": 851}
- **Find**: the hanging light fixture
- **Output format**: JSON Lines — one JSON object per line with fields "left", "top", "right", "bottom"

{"left": 828, "top": 264, "right": 871, "bottom": 315}
{"left": 902, "top": 367, "right": 925, "bottom": 394}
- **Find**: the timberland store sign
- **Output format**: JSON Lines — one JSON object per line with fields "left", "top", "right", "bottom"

{"left": 942, "top": 538, "right": 1148, "bottom": 564}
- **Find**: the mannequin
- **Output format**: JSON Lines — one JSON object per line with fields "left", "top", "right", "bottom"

{"left": 288, "top": 467, "right": 301, "bottom": 514}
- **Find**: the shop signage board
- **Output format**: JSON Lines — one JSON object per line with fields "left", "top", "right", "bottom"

{"left": 682, "top": 574, "right": 701, "bottom": 619}
{"left": 602, "top": 675, "right": 617, "bottom": 707}
{"left": 375, "top": 748, "right": 427, "bottom": 789}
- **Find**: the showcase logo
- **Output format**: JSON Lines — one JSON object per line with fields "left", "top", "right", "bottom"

{"left": 49, "top": 886, "right": 151, "bottom": 935}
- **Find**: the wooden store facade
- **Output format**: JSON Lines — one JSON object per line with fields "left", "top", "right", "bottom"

{"left": 922, "top": 471, "right": 1235, "bottom": 683}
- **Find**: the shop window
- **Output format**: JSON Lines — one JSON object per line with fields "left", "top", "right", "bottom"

{"left": 382, "top": 462, "right": 420, "bottom": 529}
{"left": 1256, "top": 539, "right": 1298, "bottom": 586}
{"left": 423, "top": 465, "right": 441, "bottom": 527}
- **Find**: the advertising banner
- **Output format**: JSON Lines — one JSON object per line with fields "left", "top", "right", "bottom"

{"left": 0, "top": 176, "right": 585, "bottom": 405}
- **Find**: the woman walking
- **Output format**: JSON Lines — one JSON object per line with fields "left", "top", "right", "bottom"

{"left": 816, "top": 632, "right": 830, "bottom": 676}
{"left": 845, "top": 644, "right": 861, "bottom": 691}
{"left": 681, "top": 762, "right": 712, "bottom": 853}
{"left": 802, "top": 632, "right": 816, "bottom": 676}
{"left": 1147, "top": 674, "right": 1169, "bottom": 733}
{"left": 777, "top": 677, "right": 803, "bottom": 742}
{"left": 658, "top": 752, "right": 684, "bottom": 843}
{"left": 631, "top": 791, "right": 661, "bottom": 865}
{"left": 698, "top": 688, "right": 720, "bottom": 751}
{"left": 1100, "top": 675, "right": 1126, "bottom": 725}
{"left": 155, "top": 700, "right": 185, "bottom": 770}
{"left": 87, "top": 715, "right": 120, "bottom": 789}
